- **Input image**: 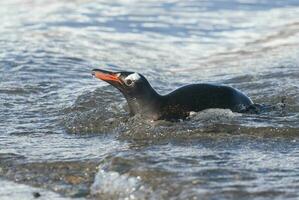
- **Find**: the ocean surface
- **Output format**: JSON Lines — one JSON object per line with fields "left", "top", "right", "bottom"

{"left": 0, "top": 0, "right": 299, "bottom": 199}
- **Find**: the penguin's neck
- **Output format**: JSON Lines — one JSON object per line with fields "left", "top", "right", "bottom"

{"left": 124, "top": 87, "right": 162, "bottom": 120}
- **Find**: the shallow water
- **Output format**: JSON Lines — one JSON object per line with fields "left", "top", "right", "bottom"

{"left": 0, "top": 0, "right": 299, "bottom": 199}
{"left": 0, "top": 178, "right": 70, "bottom": 200}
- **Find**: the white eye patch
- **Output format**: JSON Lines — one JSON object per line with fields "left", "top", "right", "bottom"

{"left": 125, "top": 73, "right": 141, "bottom": 82}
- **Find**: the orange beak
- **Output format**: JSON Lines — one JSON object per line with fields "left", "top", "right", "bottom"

{"left": 92, "top": 69, "right": 122, "bottom": 84}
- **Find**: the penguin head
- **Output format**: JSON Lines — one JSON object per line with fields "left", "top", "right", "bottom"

{"left": 92, "top": 69, "right": 155, "bottom": 98}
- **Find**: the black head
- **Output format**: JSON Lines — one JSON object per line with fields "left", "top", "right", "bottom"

{"left": 92, "top": 69, "right": 152, "bottom": 96}
{"left": 92, "top": 68, "right": 161, "bottom": 117}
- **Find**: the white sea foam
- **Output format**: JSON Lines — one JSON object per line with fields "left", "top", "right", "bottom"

{"left": 190, "top": 108, "right": 241, "bottom": 122}
{"left": 91, "top": 166, "right": 155, "bottom": 199}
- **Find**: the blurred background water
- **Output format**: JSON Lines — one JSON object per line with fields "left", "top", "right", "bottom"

{"left": 0, "top": 0, "right": 299, "bottom": 199}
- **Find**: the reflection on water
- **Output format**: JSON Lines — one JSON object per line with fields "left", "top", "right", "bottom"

{"left": 0, "top": 0, "right": 299, "bottom": 199}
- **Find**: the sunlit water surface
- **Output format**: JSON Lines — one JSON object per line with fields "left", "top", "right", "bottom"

{"left": 0, "top": 0, "right": 299, "bottom": 199}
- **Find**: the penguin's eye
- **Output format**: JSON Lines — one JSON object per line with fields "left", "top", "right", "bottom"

{"left": 125, "top": 79, "right": 133, "bottom": 86}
